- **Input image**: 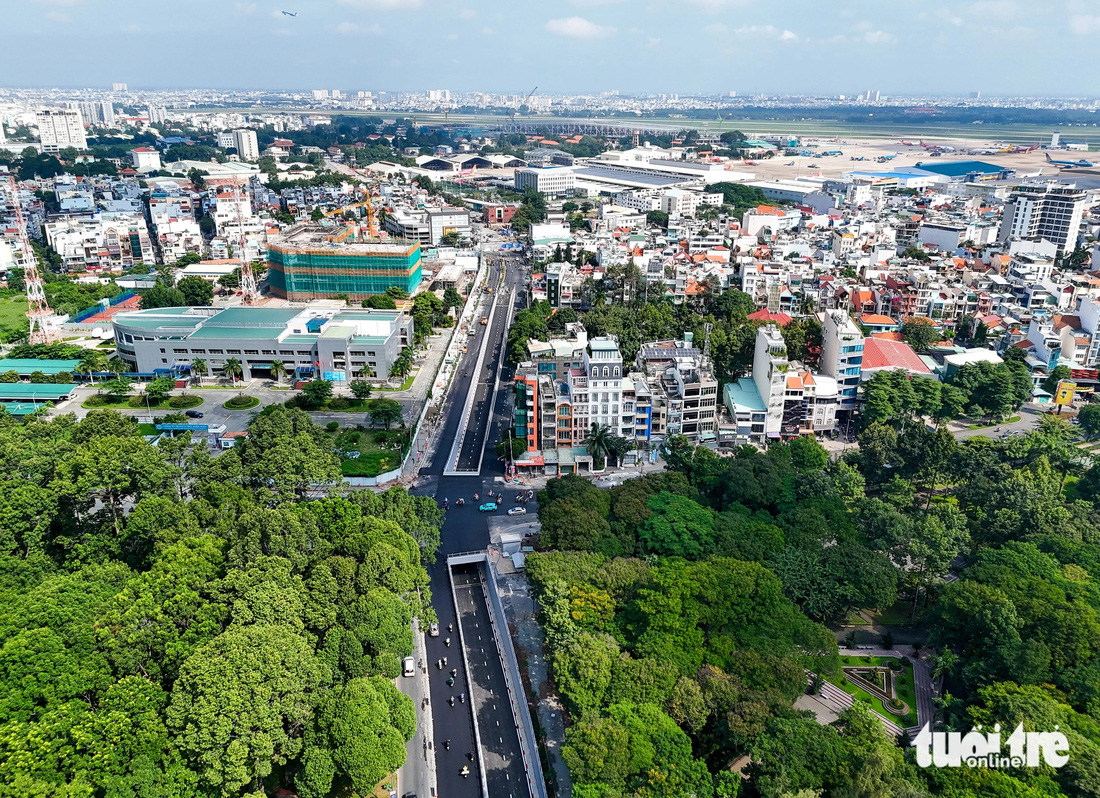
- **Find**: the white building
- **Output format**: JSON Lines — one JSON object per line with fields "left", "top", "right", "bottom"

{"left": 147, "top": 105, "right": 168, "bottom": 125}
{"left": 75, "top": 101, "right": 114, "bottom": 128}
{"left": 583, "top": 336, "right": 625, "bottom": 433}
{"left": 36, "top": 108, "right": 87, "bottom": 152}
{"left": 218, "top": 129, "right": 260, "bottom": 161}
{"left": 130, "top": 147, "right": 161, "bottom": 172}
{"left": 515, "top": 167, "right": 575, "bottom": 196}
{"left": 820, "top": 310, "right": 865, "bottom": 410}
{"left": 742, "top": 205, "right": 802, "bottom": 238}
{"left": 661, "top": 188, "right": 700, "bottom": 218}
{"left": 999, "top": 185, "right": 1088, "bottom": 255}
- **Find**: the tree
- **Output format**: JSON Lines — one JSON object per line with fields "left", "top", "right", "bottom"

{"left": 140, "top": 282, "right": 186, "bottom": 309}
{"left": 1042, "top": 364, "right": 1072, "bottom": 395}
{"left": 102, "top": 376, "right": 133, "bottom": 399}
{"left": 363, "top": 293, "right": 397, "bottom": 310}
{"left": 167, "top": 624, "right": 327, "bottom": 795}
{"left": 300, "top": 379, "right": 334, "bottom": 409}
{"left": 646, "top": 210, "right": 669, "bottom": 228}
{"left": 297, "top": 676, "right": 414, "bottom": 798}
{"left": 367, "top": 398, "right": 403, "bottom": 429}
{"left": 583, "top": 423, "right": 613, "bottom": 469}
{"left": 349, "top": 380, "right": 372, "bottom": 400}
{"left": 144, "top": 375, "right": 176, "bottom": 404}
{"left": 900, "top": 318, "right": 940, "bottom": 352}
{"left": 270, "top": 359, "right": 287, "bottom": 384}
{"left": 221, "top": 357, "right": 243, "bottom": 386}
{"left": 191, "top": 357, "right": 207, "bottom": 385}
{"left": 1079, "top": 403, "right": 1100, "bottom": 441}
{"left": 176, "top": 275, "right": 214, "bottom": 306}
{"left": 310, "top": 208, "right": 325, "bottom": 221}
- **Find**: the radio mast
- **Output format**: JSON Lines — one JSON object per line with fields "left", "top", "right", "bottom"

{"left": 5, "top": 174, "right": 56, "bottom": 343}
{"left": 233, "top": 186, "right": 258, "bottom": 304}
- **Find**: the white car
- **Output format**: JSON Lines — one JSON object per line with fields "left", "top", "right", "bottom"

{"left": 508, "top": 507, "right": 527, "bottom": 516}
{"left": 429, "top": 622, "right": 439, "bottom": 637}
{"left": 402, "top": 657, "right": 415, "bottom": 677}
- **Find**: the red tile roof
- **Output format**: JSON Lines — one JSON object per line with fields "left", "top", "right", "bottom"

{"left": 747, "top": 309, "right": 793, "bottom": 326}
{"left": 861, "top": 337, "right": 932, "bottom": 374}
{"left": 860, "top": 313, "right": 896, "bottom": 326}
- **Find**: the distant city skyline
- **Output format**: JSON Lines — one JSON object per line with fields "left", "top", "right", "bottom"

{"left": 6, "top": 0, "right": 1100, "bottom": 97}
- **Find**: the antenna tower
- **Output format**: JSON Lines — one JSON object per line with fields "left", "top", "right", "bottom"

{"left": 5, "top": 175, "right": 56, "bottom": 342}
{"left": 233, "top": 186, "right": 258, "bottom": 304}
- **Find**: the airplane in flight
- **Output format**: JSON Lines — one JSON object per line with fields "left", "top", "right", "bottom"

{"left": 281, "top": 10, "right": 298, "bottom": 16}
{"left": 1045, "top": 153, "right": 1095, "bottom": 168}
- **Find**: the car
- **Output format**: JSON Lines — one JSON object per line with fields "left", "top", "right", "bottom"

{"left": 508, "top": 507, "right": 527, "bottom": 516}
{"left": 479, "top": 502, "right": 498, "bottom": 512}
{"left": 185, "top": 410, "right": 204, "bottom": 419}
{"left": 429, "top": 622, "right": 439, "bottom": 637}
{"left": 402, "top": 657, "right": 415, "bottom": 677}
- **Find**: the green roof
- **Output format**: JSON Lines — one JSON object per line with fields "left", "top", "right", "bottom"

{"left": 206, "top": 307, "right": 300, "bottom": 325}
{"left": 0, "top": 384, "right": 78, "bottom": 400}
{"left": 189, "top": 326, "right": 281, "bottom": 339}
{"left": 0, "top": 358, "right": 81, "bottom": 375}
{"left": 725, "top": 379, "right": 767, "bottom": 413}
{"left": 1, "top": 403, "right": 41, "bottom": 416}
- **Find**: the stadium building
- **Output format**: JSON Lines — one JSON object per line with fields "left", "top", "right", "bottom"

{"left": 266, "top": 224, "right": 423, "bottom": 301}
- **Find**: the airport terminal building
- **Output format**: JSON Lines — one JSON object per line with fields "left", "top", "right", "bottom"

{"left": 112, "top": 306, "right": 412, "bottom": 383}
{"left": 266, "top": 225, "right": 423, "bottom": 301}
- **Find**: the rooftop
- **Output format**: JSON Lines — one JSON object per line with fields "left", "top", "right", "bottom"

{"left": 0, "top": 358, "right": 82, "bottom": 375}
{"left": 725, "top": 378, "right": 767, "bottom": 413}
{"left": 861, "top": 337, "right": 932, "bottom": 374}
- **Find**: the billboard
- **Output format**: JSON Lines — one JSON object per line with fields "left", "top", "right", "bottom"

{"left": 155, "top": 423, "right": 209, "bottom": 431}
{"left": 1055, "top": 381, "right": 1077, "bottom": 406}
{"left": 322, "top": 371, "right": 347, "bottom": 381}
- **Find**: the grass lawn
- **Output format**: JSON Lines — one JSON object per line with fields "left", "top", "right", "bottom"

{"left": 334, "top": 427, "right": 409, "bottom": 477}
{"left": 0, "top": 295, "right": 28, "bottom": 339}
{"left": 138, "top": 423, "right": 158, "bottom": 436}
{"left": 966, "top": 415, "right": 1021, "bottom": 429}
{"left": 827, "top": 655, "right": 917, "bottom": 727}
{"left": 82, "top": 394, "right": 204, "bottom": 410}
{"left": 223, "top": 396, "right": 260, "bottom": 410}
{"left": 375, "top": 374, "right": 416, "bottom": 392}
{"left": 192, "top": 385, "right": 245, "bottom": 390}
{"left": 864, "top": 600, "right": 921, "bottom": 626}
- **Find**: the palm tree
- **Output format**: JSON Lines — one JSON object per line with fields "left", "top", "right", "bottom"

{"left": 583, "top": 422, "right": 613, "bottom": 470}
{"left": 107, "top": 356, "right": 127, "bottom": 376}
{"left": 221, "top": 357, "right": 243, "bottom": 386}
{"left": 270, "top": 359, "right": 286, "bottom": 384}
{"left": 75, "top": 360, "right": 97, "bottom": 386}
{"left": 191, "top": 358, "right": 207, "bottom": 386}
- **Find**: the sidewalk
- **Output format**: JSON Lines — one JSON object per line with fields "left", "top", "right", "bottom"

{"left": 496, "top": 572, "right": 572, "bottom": 798}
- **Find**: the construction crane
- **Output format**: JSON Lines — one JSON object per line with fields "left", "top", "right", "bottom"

{"left": 4, "top": 174, "right": 56, "bottom": 343}
{"left": 510, "top": 86, "right": 538, "bottom": 123}
{"left": 229, "top": 187, "right": 258, "bottom": 305}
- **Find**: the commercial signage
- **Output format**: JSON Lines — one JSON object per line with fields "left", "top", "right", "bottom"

{"left": 1055, "top": 381, "right": 1077, "bottom": 406}
{"left": 323, "top": 371, "right": 347, "bottom": 381}
{"left": 155, "top": 423, "right": 209, "bottom": 431}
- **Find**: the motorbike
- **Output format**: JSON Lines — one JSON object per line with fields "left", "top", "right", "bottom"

{"left": 445, "top": 637, "right": 451, "bottom": 647}
{"left": 448, "top": 623, "right": 453, "bottom": 633}
{"left": 447, "top": 677, "right": 455, "bottom": 687}
{"left": 436, "top": 659, "right": 442, "bottom": 670}
{"left": 444, "top": 739, "right": 450, "bottom": 750}
{"left": 449, "top": 696, "right": 455, "bottom": 707}
{"left": 459, "top": 692, "right": 466, "bottom": 704}
{"left": 451, "top": 668, "right": 457, "bottom": 677}
{"left": 442, "top": 657, "right": 448, "bottom": 667}
{"left": 461, "top": 766, "right": 470, "bottom": 778}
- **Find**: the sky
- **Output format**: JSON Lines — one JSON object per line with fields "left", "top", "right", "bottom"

{"left": 5, "top": 0, "right": 1100, "bottom": 97}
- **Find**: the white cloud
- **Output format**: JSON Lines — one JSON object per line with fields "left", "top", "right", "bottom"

{"left": 724, "top": 24, "right": 799, "bottom": 42}
{"left": 862, "top": 29, "right": 895, "bottom": 44}
{"left": 447, "top": 33, "right": 458, "bottom": 40}
{"left": 705, "top": 22, "right": 728, "bottom": 35}
{"left": 458, "top": 8, "right": 476, "bottom": 19}
{"left": 545, "top": 16, "right": 616, "bottom": 38}
{"left": 234, "top": 1, "right": 256, "bottom": 14}
{"left": 337, "top": 0, "right": 420, "bottom": 9}
{"left": 332, "top": 21, "right": 381, "bottom": 34}
{"left": 1070, "top": 14, "right": 1100, "bottom": 34}
{"left": 646, "top": 36, "right": 661, "bottom": 47}
{"left": 682, "top": 0, "right": 752, "bottom": 10}
{"left": 45, "top": 10, "right": 70, "bottom": 22}
{"left": 481, "top": 26, "right": 494, "bottom": 34}
{"left": 778, "top": 29, "right": 797, "bottom": 41}
{"left": 968, "top": 0, "right": 1020, "bottom": 17}
{"left": 122, "top": 23, "right": 140, "bottom": 31}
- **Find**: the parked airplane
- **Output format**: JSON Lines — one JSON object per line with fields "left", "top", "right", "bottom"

{"left": 1045, "top": 153, "right": 1096, "bottom": 168}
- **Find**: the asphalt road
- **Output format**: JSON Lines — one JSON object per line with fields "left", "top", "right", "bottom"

{"left": 402, "top": 253, "right": 532, "bottom": 798}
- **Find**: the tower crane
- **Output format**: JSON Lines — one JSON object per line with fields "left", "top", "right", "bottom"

{"left": 510, "top": 86, "right": 538, "bottom": 123}
{"left": 4, "top": 174, "right": 56, "bottom": 342}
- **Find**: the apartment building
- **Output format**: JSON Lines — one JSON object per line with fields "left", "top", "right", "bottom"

{"left": 217, "top": 129, "right": 260, "bottom": 161}
{"left": 635, "top": 335, "right": 719, "bottom": 443}
{"left": 514, "top": 167, "right": 575, "bottom": 196}
{"left": 36, "top": 108, "right": 87, "bottom": 152}
{"left": 43, "top": 215, "right": 155, "bottom": 272}
{"left": 820, "top": 310, "right": 865, "bottom": 410}
{"left": 999, "top": 185, "right": 1088, "bottom": 255}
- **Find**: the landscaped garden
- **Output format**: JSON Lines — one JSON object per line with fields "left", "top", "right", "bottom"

{"left": 826, "top": 655, "right": 917, "bottom": 727}
{"left": 332, "top": 426, "right": 410, "bottom": 477}
{"left": 223, "top": 394, "right": 260, "bottom": 410}
{"left": 83, "top": 392, "right": 203, "bottom": 410}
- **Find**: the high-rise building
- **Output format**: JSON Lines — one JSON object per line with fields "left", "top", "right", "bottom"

{"left": 147, "top": 105, "right": 168, "bottom": 125}
{"left": 312, "top": 89, "right": 329, "bottom": 100}
{"left": 216, "top": 129, "right": 260, "bottom": 161}
{"left": 820, "top": 310, "right": 864, "bottom": 410}
{"left": 998, "top": 185, "right": 1088, "bottom": 255}
{"left": 112, "top": 82, "right": 127, "bottom": 92}
{"left": 75, "top": 101, "right": 114, "bottom": 127}
{"left": 36, "top": 108, "right": 87, "bottom": 152}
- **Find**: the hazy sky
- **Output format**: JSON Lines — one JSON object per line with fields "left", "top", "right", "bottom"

{"left": 5, "top": 0, "right": 1100, "bottom": 97}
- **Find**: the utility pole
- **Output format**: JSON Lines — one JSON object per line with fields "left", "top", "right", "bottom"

{"left": 5, "top": 174, "right": 56, "bottom": 343}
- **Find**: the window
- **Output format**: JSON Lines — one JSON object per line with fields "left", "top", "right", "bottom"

{"left": 227, "top": 350, "right": 241, "bottom": 355}
{"left": 192, "top": 349, "right": 206, "bottom": 354}
{"left": 261, "top": 350, "right": 275, "bottom": 355}
{"left": 614, "top": 366, "right": 620, "bottom": 377}
{"left": 159, "top": 348, "right": 165, "bottom": 354}
{"left": 244, "top": 350, "right": 259, "bottom": 355}
{"left": 603, "top": 367, "right": 610, "bottom": 377}
{"left": 161, "top": 359, "right": 167, "bottom": 364}
{"left": 280, "top": 350, "right": 293, "bottom": 356}
{"left": 208, "top": 349, "right": 224, "bottom": 355}
{"left": 173, "top": 349, "right": 187, "bottom": 354}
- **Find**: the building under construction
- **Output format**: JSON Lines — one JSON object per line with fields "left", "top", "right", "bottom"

{"left": 266, "top": 224, "right": 422, "bottom": 301}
